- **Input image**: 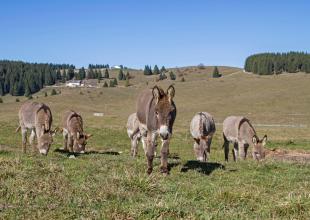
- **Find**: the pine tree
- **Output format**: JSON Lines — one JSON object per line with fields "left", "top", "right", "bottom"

{"left": 212, "top": 66, "right": 221, "bottom": 78}
{"left": 104, "top": 69, "right": 109, "bottom": 78}
{"left": 67, "top": 67, "right": 75, "bottom": 80}
{"left": 109, "top": 80, "right": 115, "bottom": 87}
{"left": 118, "top": 69, "right": 124, "bottom": 80}
{"left": 169, "top": 71, "right": 176, "bottom": 80}
{"left": 51, "top": 89, "right": 57, "bottom": 96}
{"left": 56, "top": 69, "right": 62, "bottom": 80}
{"left": 153, "top": 65, "right": 160, "bottom": 75}
{"left": 160, "top": 66, "right": 166, "bottom": 73}
{"left": 103, "top": 81, "right": 108, "bottom": 87}
{"left": 113, "top": 78, "right": 118, "bottom": 85}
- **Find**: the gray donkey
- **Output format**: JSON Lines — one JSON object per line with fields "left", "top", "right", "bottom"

{"left": 136, "top": 85, "right": 176, "bottom": 175}
{"left": 223, "top": 116, "right": 267, "bottom": 161}
{"left": 16, "top": 102, "right": 56, "bottom": 155}
{"left": 61, "top": 110, "right": 92, "bottom": 153}
{"left": 127, "top": 113, "right": 146, "bottom": 157}
{"left": 190, "top": 112, "right": 216, "bottom": 162}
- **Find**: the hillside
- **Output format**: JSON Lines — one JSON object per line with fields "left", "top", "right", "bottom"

{"left": 0, "top": 69, "right": 310, "bottom": 219}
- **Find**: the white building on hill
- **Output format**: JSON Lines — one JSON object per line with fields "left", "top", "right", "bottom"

{"left": 66, "top": 80, "right": 84, "bottom": 87}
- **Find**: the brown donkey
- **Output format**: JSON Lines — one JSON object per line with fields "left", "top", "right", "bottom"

{"left": 16, "top": 102, "right": 57, "bottom": 155}
{"left": 136, "top": 85, "right": 176, "bottom": 175}
{"left": 61, "top": 110, "right": 92, "bottom": 153}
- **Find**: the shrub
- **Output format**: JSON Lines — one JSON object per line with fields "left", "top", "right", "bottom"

{"left": 16, "top": 98, "right": 20, "bottom": 102}
{"left": 169, "top": 71, "right": 176, "bottom": 80}
{"left": 79, "top": 91, "right": 84, "bottom": 95}
{"left": 51, "top": 89, "right": 57, "bottom": 96}
{"left": 181, "top": 77, "right": 185, "bottom": 82}
{"left": 44, "top": 92, "right": 47, "bottom": 97}
{"left": 0, "top": 98, "right": 3, "bottom": 103}
{"left": 28, "top": 95, "right": 33, "bottom": 100}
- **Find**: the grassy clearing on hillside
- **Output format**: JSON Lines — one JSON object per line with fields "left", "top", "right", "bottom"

{"left": 1, "top": 68, "right": 310, "bottom": 219}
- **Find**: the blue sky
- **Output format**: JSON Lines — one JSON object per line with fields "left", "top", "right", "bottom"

{"left": 0, "top": 0, "right": 309, "bottom": 68}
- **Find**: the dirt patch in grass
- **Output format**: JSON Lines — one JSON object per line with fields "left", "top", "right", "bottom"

{"left": 266, "top": 148, "right": 310, "bottom": 163}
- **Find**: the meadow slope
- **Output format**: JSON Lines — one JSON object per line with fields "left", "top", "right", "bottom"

{"left": 1, "top": 67, "right": 310, "bottom": 219}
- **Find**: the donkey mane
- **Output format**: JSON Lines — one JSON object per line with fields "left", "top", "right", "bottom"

{"left": 238, "top": 117, "right": 256, "bottom": 139}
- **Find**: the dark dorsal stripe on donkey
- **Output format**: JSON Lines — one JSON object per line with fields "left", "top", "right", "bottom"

{"left": 136, "top": 85, "right": 177, "bottom": 175}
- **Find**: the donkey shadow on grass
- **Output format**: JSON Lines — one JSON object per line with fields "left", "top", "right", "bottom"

{"left": 181, "top": 160, "right": 225, "bottom": 175}
{"left": 54, "top": 148, "right": 120, "bottom": 157}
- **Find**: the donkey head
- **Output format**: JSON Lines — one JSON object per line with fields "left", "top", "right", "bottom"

{"left": 152, "top": 85, "right": 176, "bottom": 140}
{"left": 73, "top": 132, "right": 92, "bottom": 153}
{"left": 193, "top": 137, "right": 208, "bottom": 162}
{"left": 252, "top": 135, "right": 267, "bottom": 160}
{"left": 38, "top": 126, "right": 58, "bottom": 155}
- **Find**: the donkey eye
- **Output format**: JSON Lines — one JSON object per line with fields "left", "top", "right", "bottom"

{"left": 155, "top": 111, "right": 159, "bottom": 115}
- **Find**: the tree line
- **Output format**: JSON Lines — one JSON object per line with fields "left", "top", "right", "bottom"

{"left": 244, "top": 52, "right": 310, "bottom": 75}
{"left": 0, "top": 60, "right": 114, "bottom": 96}
{"left": 0, "top": 60, "right": 76, "bottom": 96}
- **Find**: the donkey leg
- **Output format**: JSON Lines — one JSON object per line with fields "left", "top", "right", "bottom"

{"left": 29, "top": 129, "right": 36, "bottom": 152}
{"left": 233, "top": 143, "right": 239, "bottom": 161}
{"left": 223, "top": 135, "right": 230, "bottom": 162}
{"left": 244, "top": 143, "right": 249, "bottom": 159}
{"left": 141, "top": 135, "right": 147, "bottom": 155}
{"left": 68, "top": 135, "right": 74, "bottom": 152}
{"left": 160, "top": 138, "right": 170, "bottom": 174}
{"left": 238, "top": 142, "right": 246, "bottom": 160}
{"left": 131, "top": 135, "right": 138, "bottom": 157}
{"left": 146, "top": 132, "right": 156, "bottom": 174}
{"left": 205, "top": 137, "right": 212, "bottom": 162}
{"left": 21, "top": 128, "right": 27, "bottom": 153}
{"left": 62, "top": 130, "right": 68, "bottom": 151}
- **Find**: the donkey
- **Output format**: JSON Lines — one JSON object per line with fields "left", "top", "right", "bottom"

{"left": 127, "top": 113, "right": 145, "bottom": 157}
{"left": 190, "top": 112, "right": 216, "bottom": 162}
{"left": 61, "top": 110, "right": 92, "bottom": 153}
{"left": 16, "top": 102, "right": 56, "bottom": 155}
{"left": 222, "top": 116, "right": 267, "bottom": 161}
{"left": 136, "top": 85, "right": 176, "bottom": 174}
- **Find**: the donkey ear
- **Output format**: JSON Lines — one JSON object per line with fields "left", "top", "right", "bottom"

{"left": 167, "top": 85, "right": 175, "bottom": 102}
{"left": 262, "top": 135, "right": 267, "bottom": 146}
{"left": 252, "top": 135, "right": 258, "bottom": 144}
{"left": 77, "top": 132, "right": 80, "bottom": 139}
{"left": 85, "top": 134, "right": 93, "bottom": 139}
{"left": 152, "top": 86, "right": 161, "bottom": 104}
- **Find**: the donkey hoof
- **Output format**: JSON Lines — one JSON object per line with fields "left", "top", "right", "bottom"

{"left": 160, "top": 167, "right": 169, "bottom": 175}
{"left": 147, "top": 168, "right": 153, "bottom": 175}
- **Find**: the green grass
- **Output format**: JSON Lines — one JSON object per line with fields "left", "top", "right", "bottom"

{"left": 1, "top": 67, "right": 310, "bottom": 219}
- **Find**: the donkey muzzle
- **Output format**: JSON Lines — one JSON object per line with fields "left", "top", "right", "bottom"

{"left": 159, "top": 126, "right": 169, "bottom": 140}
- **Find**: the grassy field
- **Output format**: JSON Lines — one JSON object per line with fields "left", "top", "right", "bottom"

{"left": 1, "top": 67, "right": 310, "bottom": 219}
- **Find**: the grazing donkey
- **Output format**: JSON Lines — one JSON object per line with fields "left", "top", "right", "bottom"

{"left": 61, "top": 110, "right": 92, "bottom": 153}
{"left": 136, "top": 85, "right": 176, "bottom": 174}
{"left": 17, "top": 102, "right": 56, "bottom": 155}
{"left": 190, "top": 112, "right": 216, "bottom": 162}
{"left": 222, "top": 116, "right": 267, "bottom": 161}
{"left": 127, "top": 113, "right": 146, "bottom": 157}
